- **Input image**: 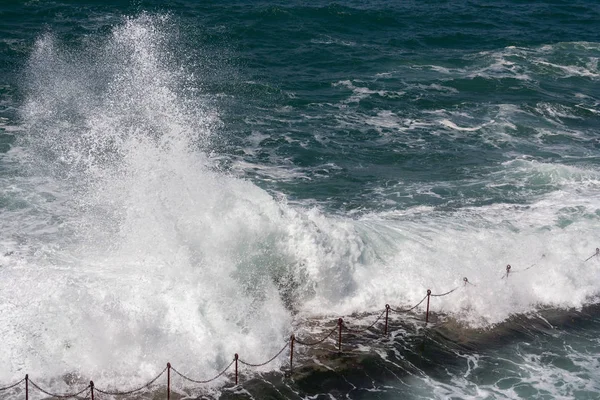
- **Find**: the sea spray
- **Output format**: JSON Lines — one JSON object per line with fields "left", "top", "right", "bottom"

{"left": 2, "top": 14, "right": 374, "bottom": 390}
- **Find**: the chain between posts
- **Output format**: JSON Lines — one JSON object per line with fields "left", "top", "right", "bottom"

{"left": 239, "top": 342, "right": 290, "bottom": 367}
{"left": 585, "top": 248, "right": 599, "bottom": 262}
{"left": 430, "top": 286, "right": 459, "bottom": 297}
{"left": 342, "top": 308, "right": 387, "bottom": 334}
{"left": 94, "top": 366, "right": 168, "bottom": 396}
{"left": 172, "top": 359, "right": 235, "bottom": 384}
{"left": 389, "top": 293, "right": 429, "bottom": 313}
{"left": 29, "top": 379, "right": 90, "bottom": 399}
{"left": 0, "top": 378, "right": 24, "bottom": 392}
{"left": 502, "top": 255, "right": 547, "bottom": 279}
{"left": 295, "top": 326, "right": 338, "bottom": 346}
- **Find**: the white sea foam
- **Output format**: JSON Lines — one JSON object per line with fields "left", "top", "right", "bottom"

{"left": 533, "top": 59, "right": 599, "bottom": 79}
{"left": 343, "top": 160, "right": 600, "bottom": 321}
{"left": 414, "top": 41, "right": 600, "bottom": 84}
{"left": 230, "top": 159, "right": 312, "bottom": 181}
{"left": 333, "top": 80, "right": 404, "bottom": 103}
{"left": 439, "top": 119, "right": 491, "bottom": 132}
{"left": 311, "top": 35, "right": 357, "bottom": 47}
{"left": 402, "top": 323, "right": 600, "bottom": 399}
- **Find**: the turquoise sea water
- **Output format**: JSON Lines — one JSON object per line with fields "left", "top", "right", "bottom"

{"left": 1, "top": 1, "right": 600, "bottom": 399}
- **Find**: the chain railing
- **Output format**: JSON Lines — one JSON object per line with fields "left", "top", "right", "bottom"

{"left": 0, "top": 248, "right": 597, "bottom": 398}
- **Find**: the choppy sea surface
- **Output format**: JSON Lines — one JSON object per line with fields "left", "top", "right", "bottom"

{"left": 1, "top": 1, "right": 600, "bottom": 399}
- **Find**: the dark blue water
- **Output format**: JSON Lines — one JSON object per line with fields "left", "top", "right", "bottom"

{"left": 1, "top": 1, "right": 600, "bottom": 399}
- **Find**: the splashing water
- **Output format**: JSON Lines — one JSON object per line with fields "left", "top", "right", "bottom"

{"left": 2, "top": 14, "right": 369, "bottom": 389}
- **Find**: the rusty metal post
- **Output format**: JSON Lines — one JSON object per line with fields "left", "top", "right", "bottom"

{"left": 290, "top": 334, "right": 295, "bottom": 374}
{"left": 90, "top": 381, "right": 94, "bottom": 400}
{"left": 234, "top": 353, "right": 239, "bottom": 385}
{"left": 338, "top": 318, "right": 343, "bottom": 353}
{"left": 384, "top": 304, "right": 390, "bottom": 336}
{"left": 425, "top": 289, "right": 431, "bottom": 324}
{"left": 167, "top": 362, "right": 171, "bottom": 400}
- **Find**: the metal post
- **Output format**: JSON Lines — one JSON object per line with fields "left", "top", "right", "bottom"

{"left": 425, "top": 290, "right": 431, "bottom": 324}
{"left": 338, "top": 318, "right": 343, "bottom": 353}
{"left": 289, "top": 334, "right": 295, "bottom": 374}
{"left": 167, "top": 362, "right": 171, "bottom": 400}
{"left": 234, "top": 353, "right": 239, "bottom": 385}
{"left": 384, "top": 304, "right": 390, "bottom": 336}
{"left": 90, "top": 381, "right": 94, "bottom": 400}
{"left": 25, "top": 374, "right": 28, "bottom": 400}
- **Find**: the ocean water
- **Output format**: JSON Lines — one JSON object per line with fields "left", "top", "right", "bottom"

{"left": 0, "top": 0, "right": 600, "bottom": 399}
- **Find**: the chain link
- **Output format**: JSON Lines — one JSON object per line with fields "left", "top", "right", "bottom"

{"left": 295, "top": 326, "right": 338, "bottom": 346}
{"left": 390, "top": 293, "right": 429, "bottom": 313}
{"left": 342, "top": 308, "right": 387, "bottom": 334}
{"left": 430, "top": 286, "right": 459, "bottom": 297}
{"left": 171, "top": 359, "right": 235, "bottom": 384}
